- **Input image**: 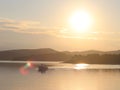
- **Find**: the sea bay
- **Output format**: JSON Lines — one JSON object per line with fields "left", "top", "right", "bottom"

{"left": 0, "top": 64, "right": 120, "bottom": 90}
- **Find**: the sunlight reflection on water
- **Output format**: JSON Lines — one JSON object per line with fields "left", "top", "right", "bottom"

{"left": 0, "top": 65, "right": 120, "bottom": 90}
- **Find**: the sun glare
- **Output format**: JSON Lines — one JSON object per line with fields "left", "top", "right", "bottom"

{"left": 69, "top": 10, "right": 93, "bottom": 32}
{"left": 74, "top": 64, "right": 89, "bottom": 70}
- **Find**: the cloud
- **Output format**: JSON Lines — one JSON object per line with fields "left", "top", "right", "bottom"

{"left": 0, "top": 17, "right": 120, "bottom": 41}
{"left": 0, "top": 17, "right": 60, "bottom": 35}
{"left": 58, "top": 29, "right": 120, "bottom": 41}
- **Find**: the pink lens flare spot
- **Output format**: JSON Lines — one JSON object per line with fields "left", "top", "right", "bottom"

{"left": 19, "top": 67, "right": 29, "bottom": 75}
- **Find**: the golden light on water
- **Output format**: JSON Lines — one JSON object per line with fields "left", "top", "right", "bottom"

{"left": 74, "top": 63, "right": 89, "bottom": 70}
{"left": 68, "top": 10, "right": 93, "bottom": 33}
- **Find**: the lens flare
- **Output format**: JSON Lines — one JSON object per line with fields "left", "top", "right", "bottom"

{"left": 26, "top": 61, "right": 34, "bottom": 68}
{"left": 19, "top": 67, "right": 29, "bottom": 75}
{"left": 19, "top": 61, "right": 34, "bottom": 75}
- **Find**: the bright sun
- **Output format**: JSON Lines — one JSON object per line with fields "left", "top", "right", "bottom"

{"left": 69, "top": 10, "right": 93, "bottom": 32}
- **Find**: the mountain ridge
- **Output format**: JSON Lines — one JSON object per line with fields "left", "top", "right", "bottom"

{"left": 0, "top": 48, "right": 120, "bottom": 63}
{"left": 0, "top": 48, "right": 71, "bottom": 61}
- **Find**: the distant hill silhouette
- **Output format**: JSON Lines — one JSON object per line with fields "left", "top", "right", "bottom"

{"left": 1, "top": 48, "right": 120, "bottom": 64}
{"left": 66, "top": 54, "right": 120, "bottom": 64}
{"left": 71, "top": 50, "right": 105, "bottom": 55}
{"left": 63, "top": 50, "right": 120, "bottom": 64}
{"left": 105, "top": 50, "right": 120, "bottom": 54}
{"left": 64, "top": 50, "right": 120, "bottom": 55}
{"left": 0, "top": 48, "right": 72, "bottom": 61}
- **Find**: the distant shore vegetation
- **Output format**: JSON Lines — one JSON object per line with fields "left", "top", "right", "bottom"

{"left": 66, "top": 54, "right": 120, "bottom": 64}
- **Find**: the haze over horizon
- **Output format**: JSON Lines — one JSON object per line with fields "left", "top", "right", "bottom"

{"left": 0, "top": 0, "right": 120, "bottom": 51}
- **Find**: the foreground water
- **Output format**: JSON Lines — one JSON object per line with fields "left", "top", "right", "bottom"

{"left": 0, "top": 65, "right": 120, "bottom": 90}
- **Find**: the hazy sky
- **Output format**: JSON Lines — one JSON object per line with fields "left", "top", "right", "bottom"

{"left": 0, "top": 0, "right": 120, "bottom": 51}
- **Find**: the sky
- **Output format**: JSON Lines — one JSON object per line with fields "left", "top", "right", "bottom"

{"left": 0, "top": 0, "right": 120, "bottom": 51}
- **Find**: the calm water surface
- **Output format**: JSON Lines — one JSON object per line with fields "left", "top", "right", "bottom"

{"left": 0, "top": 65, "right": 120, "bottom": 90}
